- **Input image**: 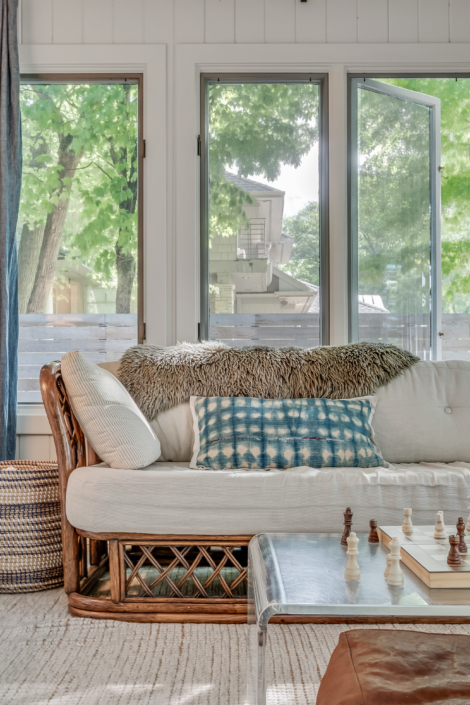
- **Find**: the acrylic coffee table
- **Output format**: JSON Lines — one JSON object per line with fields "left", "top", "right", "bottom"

{"left": 247, "top": 532, "right": 470, "bottom": 705}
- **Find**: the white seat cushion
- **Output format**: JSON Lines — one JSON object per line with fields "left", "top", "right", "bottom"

{"left": 66, "top": 461, "right": 470, "bottom": 535}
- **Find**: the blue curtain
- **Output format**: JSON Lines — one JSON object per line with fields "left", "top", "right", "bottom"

{"left": 0, "top": 0, "right": 21, "bottom": 460}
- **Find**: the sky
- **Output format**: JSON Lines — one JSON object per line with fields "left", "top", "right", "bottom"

{"left": 248, "top": 142, "right": 319, "bottom": 219}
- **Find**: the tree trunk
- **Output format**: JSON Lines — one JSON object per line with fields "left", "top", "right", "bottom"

{"left": 109, "top": 88, "right": 138, "bottom": 316}
{"left": 17, "top": 223, "right": 45, "bottom": 313}
{"left": 27, "top": 136, "right": 83, "bottom": 313}
{"left": 115, "top": 243, "right": 136, "bottom": 313}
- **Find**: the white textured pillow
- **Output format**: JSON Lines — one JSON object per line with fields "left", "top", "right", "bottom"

{"left": 97, "top": 361, "right": 194, "bottom": 462}
{"left": 62, "top": 351, "right": 161, "bottom": 469}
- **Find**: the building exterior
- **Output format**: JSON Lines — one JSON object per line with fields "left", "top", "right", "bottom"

{"left": 209, "top": 173, "right": 317, "bottom": 316}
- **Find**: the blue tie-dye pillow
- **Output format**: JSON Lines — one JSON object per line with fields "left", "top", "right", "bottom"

{"left": 190, "top": 396, "right": 385, "bottom": 470}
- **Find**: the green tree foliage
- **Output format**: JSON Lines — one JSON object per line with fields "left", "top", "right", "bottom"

{"left": 278, "top": 202, "right": 320, "bottom": 286}
{"left": 355, "top": 85, "right": 432, "bottom": 315}
{"left": 364, "top": 78, "right": 470, "bottom": 313}
{"left": 208, "top": 83, "right": 318, "bottom": 237}
{"left": 18, "top": 83, "right": 138, "bottom": 314}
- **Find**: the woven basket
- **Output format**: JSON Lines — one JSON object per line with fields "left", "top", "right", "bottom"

{"left": 0, "top": 460, "right": 63, "bottom": 593}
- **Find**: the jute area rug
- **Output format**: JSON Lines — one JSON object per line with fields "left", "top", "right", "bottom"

{"left": 2, "top": 590, "right": 470, "bottom": 705}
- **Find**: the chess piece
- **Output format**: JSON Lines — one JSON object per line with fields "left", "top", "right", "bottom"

{"left": 341, "top": 507, "right": 353, "bottom": 546}
{"left": 384, "top": 553, "right": 391, "bottom": 578}
{"left": 402, "top": 508, "right": 413, "bottom": 534}
{"left": 387, "top": 537, "right": 404, "bottom": 586}
{"left": 457, "top": 517, "right": 467, "bottom": 554}
{"left": 447, "top": 535, "right": 462, "bottom": 566}
{"left": 466, "top": 491, "right": 470, "bottom": 534}
{"left": 344, "top": 532, "right": 361, "bottom": 580}
{"left": 434, "top": 511, "right": 446, "bottom": 540}
{"left": 368, "top": 519, "right": 379, "bottom": 543}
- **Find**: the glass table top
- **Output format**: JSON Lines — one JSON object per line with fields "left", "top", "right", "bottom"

{"left": 248, "top": 533, "right": 470, "bottom": 620}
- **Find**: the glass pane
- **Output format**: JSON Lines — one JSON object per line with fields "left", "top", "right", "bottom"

{"left": 18, "top": 83, "right": 139, "bottom": 402}
{"left": 207, "top": 82, "right": 321, "bottom": 348}
{"left": 377, "top": 78, "right": 470, "bottom": 362}
{"left": 355, "top": 85, "right": 432, "bottom": 359}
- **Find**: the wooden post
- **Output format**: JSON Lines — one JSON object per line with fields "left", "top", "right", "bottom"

{"left": 40, "top": 362, "right": 87, "bottom": 595}
{"left": 109, "top": 540, "right": 121, "bottom": 604}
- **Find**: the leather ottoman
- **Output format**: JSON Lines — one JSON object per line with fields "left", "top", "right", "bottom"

{"left": 317, "top": 629, "right": 470, "bottom": 705}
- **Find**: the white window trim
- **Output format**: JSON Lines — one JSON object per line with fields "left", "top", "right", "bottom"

{"left": 17, "top": 44, "right": 167, "bottom": 431}
{"left": 174, "top": 42, "right": 470, "bottom": 347}
{"left": 17, "top": 42, "right": 470, "bottom": 432}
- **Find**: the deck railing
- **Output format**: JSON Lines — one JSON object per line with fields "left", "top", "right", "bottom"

{"left": 210, "top": 313, "right": 321, "bottom": 348}
{"left": 210, "top": 312, "right": 470, "bottom": 361}
{"left": 19, "top": 313, "right": 137, "bottom": 403}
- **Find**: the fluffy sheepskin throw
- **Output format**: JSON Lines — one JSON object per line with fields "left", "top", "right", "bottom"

{"left": 118, "top": 341, "right": 419, "bottom": 420}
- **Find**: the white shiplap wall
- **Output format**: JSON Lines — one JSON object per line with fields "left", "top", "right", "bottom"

{"left": 16, "top": 0, "right": 470, "bottom": 460}
{"left": 19, "top": 0, "right": 470, "bottom": 46}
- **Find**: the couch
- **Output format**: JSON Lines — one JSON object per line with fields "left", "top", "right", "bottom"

{"left": 40, "top": 358, "right": 470, "bottom": 623}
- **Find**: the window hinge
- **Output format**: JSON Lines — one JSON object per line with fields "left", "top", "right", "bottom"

{"left": 142, "top": 322, "right": 146, "bottom": 341}
{"left": 142, "top": 139, "right": 146, "bottom": 158}
{"left": 197, "top": 134, "right": 201, "bottom": 157}
{"left": 198, "top": 322, "right": 201, "bottom": 341}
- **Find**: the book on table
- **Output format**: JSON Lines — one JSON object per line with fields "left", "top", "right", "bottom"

{"left": 378, "top": 526, "right": 470, "bottom": 589}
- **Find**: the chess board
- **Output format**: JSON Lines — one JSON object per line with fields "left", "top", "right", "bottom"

{"left": 378, "top": 526, "right": 470, "bottom": 589}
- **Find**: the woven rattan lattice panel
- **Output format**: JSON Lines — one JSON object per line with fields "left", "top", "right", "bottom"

{"left": 122, "top": 544, "right": 248, "bottom": 599}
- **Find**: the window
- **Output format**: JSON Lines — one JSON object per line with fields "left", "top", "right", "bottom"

{"left": 350, "top": 76, "right": 470, "bottom": 362}
{"left": 200, "top": 75, "right": 328, "bottom": 348}
{"left": 18, "top": 76, "right": 143, "bottom": 402}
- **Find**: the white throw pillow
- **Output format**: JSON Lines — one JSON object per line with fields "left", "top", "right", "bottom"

{"left": 97, "top": 361, "right": 194, "bottom": 462}
{"left": 62, "top": 351, "right": 161, "bottom": 469}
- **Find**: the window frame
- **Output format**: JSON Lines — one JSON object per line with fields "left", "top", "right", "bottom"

{"left": 19, "top": 72, "right": 145, "bottom": 345}
{"left": 199, "top": 72, "right": 330, "bottom": 345}
{"left": 347, "top": 72, "right": 470, "bottom": 357}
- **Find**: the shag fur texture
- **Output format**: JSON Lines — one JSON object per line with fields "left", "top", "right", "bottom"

{"left": 118, "top": 341, "right": 419, "bottom": 420}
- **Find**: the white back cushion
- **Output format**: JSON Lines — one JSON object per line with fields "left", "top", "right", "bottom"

{"left": 63, "top": 352, "right": 161, "bottom": 469}
{"left": 149, "top": 404, "right": 194, "bottom": 462}
{"left": 374, "top": 360, "right": 470, "bottom": 464}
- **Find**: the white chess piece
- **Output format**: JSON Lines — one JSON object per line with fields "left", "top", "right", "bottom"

{"left": 387, "top": 537, "right": 404, "bottom": 586}
{"left": 402, "top": 508, "right": 413, "bottom": 534}
{"left": 344, "top": 532, "right": 361, "bottom": 580}
{"left": 434, "top": 511, "right": 446, "bottom": 540}
{"left": 466, "top": 492, "right": 470, "bottom": 534}
{"left": 384, "top": 553, "right": 391, "bottom": 578}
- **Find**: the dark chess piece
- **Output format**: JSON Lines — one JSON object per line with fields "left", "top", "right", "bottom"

{"left": 368, "top": 519, "right": 379, "bottom": 543}
{"left": 447, "top": 535, "right": 462, "bottom": 566}
{"left": 457, "top": 517, "right": 467, "bottom": 554}
{"left": 341, "top": 507, "right": 353, "bottom": 546}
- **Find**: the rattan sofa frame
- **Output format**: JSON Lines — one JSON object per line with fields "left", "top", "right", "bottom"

{"left": 40, "top": 361, "right": 253, "bottom": 623}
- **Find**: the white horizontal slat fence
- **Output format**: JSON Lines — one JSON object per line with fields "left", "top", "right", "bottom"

{"left": 210, "top": 313, "right": 321, "bottom": 348}
{"left": 18, "top": 313, "right": 137, "bottom": 403}
{"left": 210, "top": 312, "right": 470, "bottom": 361}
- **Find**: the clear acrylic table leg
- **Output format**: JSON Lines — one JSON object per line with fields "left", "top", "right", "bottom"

{"left": 247, "top": 553, "right": 273, "bottom": 705}
{"left": 256, "top": 622, "right": 268, "bottom": 705}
